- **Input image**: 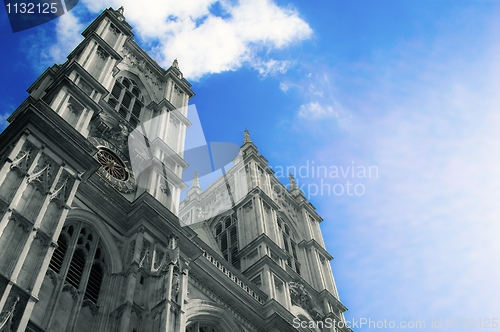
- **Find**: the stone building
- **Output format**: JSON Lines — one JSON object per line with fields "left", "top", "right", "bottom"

{"left": 0, "top": 7, "right": 352, "bottom": 332}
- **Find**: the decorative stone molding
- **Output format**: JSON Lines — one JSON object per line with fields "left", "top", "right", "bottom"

{"left": 201, "top": 251, "right": 264, "bottom": 304}
{"left": 138, "top": 249, "right": 150, "bottom": 269}
{"left": 10, "top": 145, "right": 34, "bottom": 176}
{"left": 82, "top": 298, "right": 99, "bottom": 315}
{"left": 34, "top": 230, "right": 52, "bottom": 248}
{"left": 243, "top": 201, "right": 253, "bottom": 213}
{"left": 50, "top": 176, "right": 69, "bottom": 209}
{"left": 189, "top": 274, "right": 260, "bottom": 332}
{"left": 62, "top": 283, "right": 80, "bottom": 302}
{"left": 11, "top": 211, "right": 32, "bottom": 233}
{"left": 27, "top": 163, "right": 51, "bottom": 194}
{"left": 96, "top": 46, "right": 110, "bottom": 59}
{"left": 0, "top": 294, "right": 20, "bottom": 330}
{"left": 289, "top": 281, "right": 323, "bottom": 321}
{"left": 108, "top": 23, "right": 120, "bottom": 35}
{"left": 119, "top": 47, "right": 163, "bottom": 94}
{"left": 46, "top": 269, "right": 60, "bottom": 285}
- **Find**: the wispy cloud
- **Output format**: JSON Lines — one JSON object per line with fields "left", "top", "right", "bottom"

{"left": 281, "top": 70, "right": 352, "bottom": 126}
{"left": 298, "top": 101, "right": 338, "bottom": 119}
{"left": 49, "top": 12, "right": 84, "bottom": 64}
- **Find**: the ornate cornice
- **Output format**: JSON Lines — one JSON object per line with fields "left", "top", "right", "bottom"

{"left": 189, "top": 274, "right": 260, "bottom": 332}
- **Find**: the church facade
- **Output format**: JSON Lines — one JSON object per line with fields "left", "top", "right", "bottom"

{"left": 0, "top": 7, "right": 352, "bottom": 332}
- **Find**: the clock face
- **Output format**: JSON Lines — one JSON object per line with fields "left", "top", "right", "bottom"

{"left": 89, "top": 137, "right": 136, "bottom": 193}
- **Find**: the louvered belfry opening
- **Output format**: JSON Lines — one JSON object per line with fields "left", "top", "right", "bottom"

{"left": 278, "top": 218, "right": 301, "bottom": 276}
{"left": 47, "top": 222, "right": 106, "bottom": 304}
{"left": 107, "top": 76, "right": 145, "bottom": 128}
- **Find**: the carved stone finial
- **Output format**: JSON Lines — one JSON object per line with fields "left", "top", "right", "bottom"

{"left": 192, "top": 171, "right": 200, "bottom": 188}
{"left": 243, "top": 129, "right": 252, "bottom": 144}
{"left": 117, "top": 6, "right": 124, "bottom": 15}
{"left": 289, "top": 173, "right": 298, "bottom": 191}
{"left": 172, "top": 58, "right": 179, "bottom": 69}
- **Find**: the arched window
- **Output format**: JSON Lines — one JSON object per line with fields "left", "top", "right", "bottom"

{"left": 108, "top": 77, "right": 145, "bottom": 128}
{"left": 214, "top": 215, "right": 239, "bottom": 270}
{"left": 277, "top": 218, "right": 301, "bottom": 276}
{"left": 48, "top": 223, "right": 106, "bottom": 304}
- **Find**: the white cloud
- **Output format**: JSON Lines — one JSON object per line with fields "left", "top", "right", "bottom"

{"left": 73, "top": 0, "right": 312, "bottom": 80}
{"left": 290, "top": 71, "right": 351, "bottom": 125}
{"left": 50, "top": 12, "right": 84, "bottom": 63}
{"left": 298, "top": 101, "right": 338, "bottom": 119}
{"left": 279, "top": 82, "right": 290, "bottom": 92}
{"left": 253, "top": 59, "right": 292, "bottom": 77}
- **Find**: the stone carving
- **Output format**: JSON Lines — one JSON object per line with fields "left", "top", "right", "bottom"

{"left": 119, "top": 47, "right": 163, "bottom": 95}
{"left": 46, "top": 269, "right": 60, "bottom": 285}
{"left": 27, "top": 163, "right": 51, "bottom": 194}
{"left": 82, "top": 298, "right": 99, "bottom": 315}
{"left": 50, "top": 176, "right": 69, "bottom": 209}
{"left": 170, "top": 268, "right": 180, "bottom": 301}
{"left": 154, "top": 250, "right": 164, "bottom": 270}
{"left": 263, "top": 202, "right": 271, "bottom": 214}
{"left": 243, "top": 201, "right": 252, "bottom": 212}
{"left": 150, "top": 234, "right": 179, "bottom": 275}
{"left": 0, "top": 295, "right": 20, "bottom": 330}
{"left": 96, "top": 46, "right": 109, "bottom": 59}
{"left": 139, "top": 240, "right": 151, "bottom": 269}
{"left": 10, "top": 148, "right": 32, "bottom": 176}
{"left": 34, "top": 230, "right": 51, "bottom": 248}
{"left": 62, "top": 283, "right": 79, "bottom": 301}
{"left": 169, "top": 116, "right": 180, "bottom": 128}
{"left": 289, "top": 281, "right": 323, "bottom": 320}
{"left": 108, "top": 23, "right": 120, "bottom": 35}
{"left": 138, "top": 249, "right": 150, "bottom": 269}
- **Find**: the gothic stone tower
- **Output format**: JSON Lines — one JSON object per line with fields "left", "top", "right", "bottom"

{"left": 179, "top": 131, "right": 352, "bottom": 332}
{"left": 0, "top": 7, "right": 352, "bottom": 332}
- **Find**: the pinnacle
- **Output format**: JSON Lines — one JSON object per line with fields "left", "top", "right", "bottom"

{"left": 289, "top": 173, "right": 299, "bottom": 190}
{"left": 192, "top": 170, "right": 200, "bottom": 188}
{"left": 243, "top": 129, "right": 252, "bottom": 144}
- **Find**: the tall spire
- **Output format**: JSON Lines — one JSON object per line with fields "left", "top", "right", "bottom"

{"left": 243, "top": 129, "right": 252, "bottom": 144}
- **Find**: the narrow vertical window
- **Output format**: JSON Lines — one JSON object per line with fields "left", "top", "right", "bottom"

{"left": 85, "top": 263, "right": 103, "bottom": 303}
{"left": 49, "top": 235, "right": 68, "bottom": 274}
{"left": 215, "top": 215, "right": 239, "bottom": 269}
{"left": 66, "top": 248, "right": 85, "bottom": 289}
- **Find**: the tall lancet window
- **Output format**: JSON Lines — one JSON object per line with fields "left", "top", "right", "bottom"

{"left": 108, "top": 76, "right": 144, "bottom": 128}
{"left": 214, "top": 214, "right": 239, "bottom": 270}
{"left": 47, "top": 223, "right": 106, "bottom": 304}
{"left": 277, "top": 218, "right": 301, "bottom": 276}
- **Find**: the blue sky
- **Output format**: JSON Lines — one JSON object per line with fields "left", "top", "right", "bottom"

{"left": 2, "top": 0, "right": 500, "bottom": 330}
